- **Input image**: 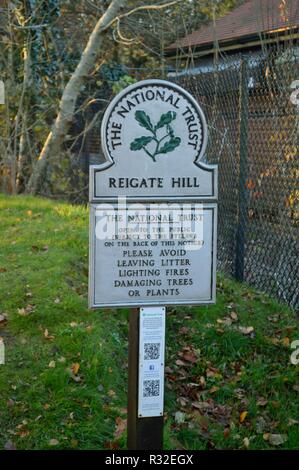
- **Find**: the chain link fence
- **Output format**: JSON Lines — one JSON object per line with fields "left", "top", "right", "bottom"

{"left": 173, "top": 48, "right": 298, "bottom": 310}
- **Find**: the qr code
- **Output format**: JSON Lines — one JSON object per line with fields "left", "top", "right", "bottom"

{"left": 144, "top": 342, "right": 160, "bottom": 360}
{"left": 143, "top": 379, "right": 160, "bottom": 397}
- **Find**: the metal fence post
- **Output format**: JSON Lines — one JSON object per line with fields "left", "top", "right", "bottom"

{"left": 235, "top": 57, "right": 249, "bottom": 282}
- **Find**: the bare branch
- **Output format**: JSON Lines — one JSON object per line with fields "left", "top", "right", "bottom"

{"left": 105, "top": 0, "right": 184, "bottom": 30}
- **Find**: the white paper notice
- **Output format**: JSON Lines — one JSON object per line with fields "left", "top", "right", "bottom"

{"left": 138, "top": 307, "right": 166, "bottom": 418}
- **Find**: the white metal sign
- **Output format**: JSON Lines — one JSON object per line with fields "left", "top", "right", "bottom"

{"left": 138, "top": 307, "right": 165, "bottom": 418}
{"left": 89, "top": 79, "right": 218, "bottom": 308}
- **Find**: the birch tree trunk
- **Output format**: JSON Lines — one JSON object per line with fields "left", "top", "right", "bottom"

{"left": 26, "top": 0, "right": 125, "bottom": 194}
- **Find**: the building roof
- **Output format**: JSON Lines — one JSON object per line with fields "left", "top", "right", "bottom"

{"left": 167, "top": 0, "right": 299, "bottom": 51}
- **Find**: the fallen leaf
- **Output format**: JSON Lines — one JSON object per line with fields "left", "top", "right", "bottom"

{"left": 271, "top": 401, "right": 280, "bottom": 409}
{"left": 44, "top": 329, "right": 55, "bottom": 340}
{"left": 174, "top": 411, "right": 185, "bottom": 424}
{"left": 282, "top": 337, "right": 290, "bottom": 347}
{"left": 239, "top": 411, "right": 248, "bottom": 423}
{"left": 209, "top": 386, "right": 219, "bottom": 394}
{"left": 288, "top": 418, "right": 299, "bottom": 426}
{"left": 199, "top": 376, "right": 206, "bottom": 388}
{"left": 176, "top": 359, "right": 188, "bottom": 367}
{"left": 177, "top": 396, "right": 189, "bottom": 407}
{"left": 0, "top": 314, "right": 7, "bottom": 324}
{"left": 104, "top": 440, "right": 120, "bottom": 450}
{"left": 217, "top": 317, "right": 233, "bottom": 326}
{"left": 179, "top": 326, "right": 190, "bottom": 334}
{"left": 243, "top": 437, "right": 250, "bottom": 448}
{"left": 67, "top": 368, "right": 82, "bottom": 382}
{"left": 268, "top": 434, "right": 288, "bottom": 446}
{"left": 71, "top": 439, "right": 78, "bottom": 448}
{"left": 256, "top": 416, "right": 268, "bottom": 434}
{"left": 239, "top": 326, "right": 254, "bottom": 335}
{"left": 17, "top": 430, "right": 30, "bottom": 438}
{"left": 48, "top": 361, "right": 56, "bottom": 368}
{"left": 71, "top": 363, "right": 80, "bottom": 375}
{"left": 257, "top": 397, "right": 268, "bottom": 407}
{"left": 49, "top": 439, "right": 59, "bottom": 446}
{"left": 114, "top": 417, "right": 127, "bottom": 439}
{"left": 234, "top": 388, "right": 245, "bottom": 399}
{"left": 17, "top": 308, "right": 28, "bottom": 317}
{"left": 268, "top": 337, "right": 280, "bottom": 345}
{"left": 267, "top": 315, "right": 280, "bottom": 323}
{"left": 17, "top": 304, "right": 35, "bottom": 316}
{"left": 230, "top": 312, "right": 238, "bottom": 321}
{"left": 183, "top": 353, "right": 198, "bottom": 363}
{"left": 223, "top": 427, "right": 230, "bottom": 438}
{"left": 206, "top": 367, "right": 220, "bottom": 378}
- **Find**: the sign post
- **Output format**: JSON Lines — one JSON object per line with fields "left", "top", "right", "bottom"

{"left": 127, "top": 307, "right": 165, "bottom": 450}
{"left": 88, "top": 79, "right": 218, "bottom": 449}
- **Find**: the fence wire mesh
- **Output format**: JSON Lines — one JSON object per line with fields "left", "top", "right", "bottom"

{"left": 172, "top": 49, "right": 299, "bottom": 310}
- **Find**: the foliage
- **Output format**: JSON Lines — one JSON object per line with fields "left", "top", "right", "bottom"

{"left": 112, "top": 75, "right": 137, "bottom": 94}
{"left": 0, "top": 0, "right": 242, "bottom": 195}
{"left": 0, "top": 195, "right": 298, "bottom": 450}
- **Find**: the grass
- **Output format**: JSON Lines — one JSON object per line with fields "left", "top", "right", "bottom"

{"left": 0, "top": 194, "right": 298, "bottom": 450}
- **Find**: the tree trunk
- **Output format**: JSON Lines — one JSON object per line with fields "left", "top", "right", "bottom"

{"left": 16, "top": 38, "right": 32, "bottom": 193}
{"left": 26, "top": 0, "right": 125, "bottom": 194}
{"left": 16, "top": 110, "right": 28, "bottom": 192}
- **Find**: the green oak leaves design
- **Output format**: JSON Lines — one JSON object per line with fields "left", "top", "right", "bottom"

{"left": 130, "top": 110, "right": 181, "bottom": 161}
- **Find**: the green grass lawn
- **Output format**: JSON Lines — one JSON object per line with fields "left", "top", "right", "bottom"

{"left": 0, "top": 194, "right": 298, "bottom": 450}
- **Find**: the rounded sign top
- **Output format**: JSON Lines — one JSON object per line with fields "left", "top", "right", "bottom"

{"left": 101, "top": 79, "right": 208, "bottom": 166}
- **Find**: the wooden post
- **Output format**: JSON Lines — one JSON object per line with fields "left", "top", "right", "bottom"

{"left": 127, "top": 308, "right": 164, "bottom": 450}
